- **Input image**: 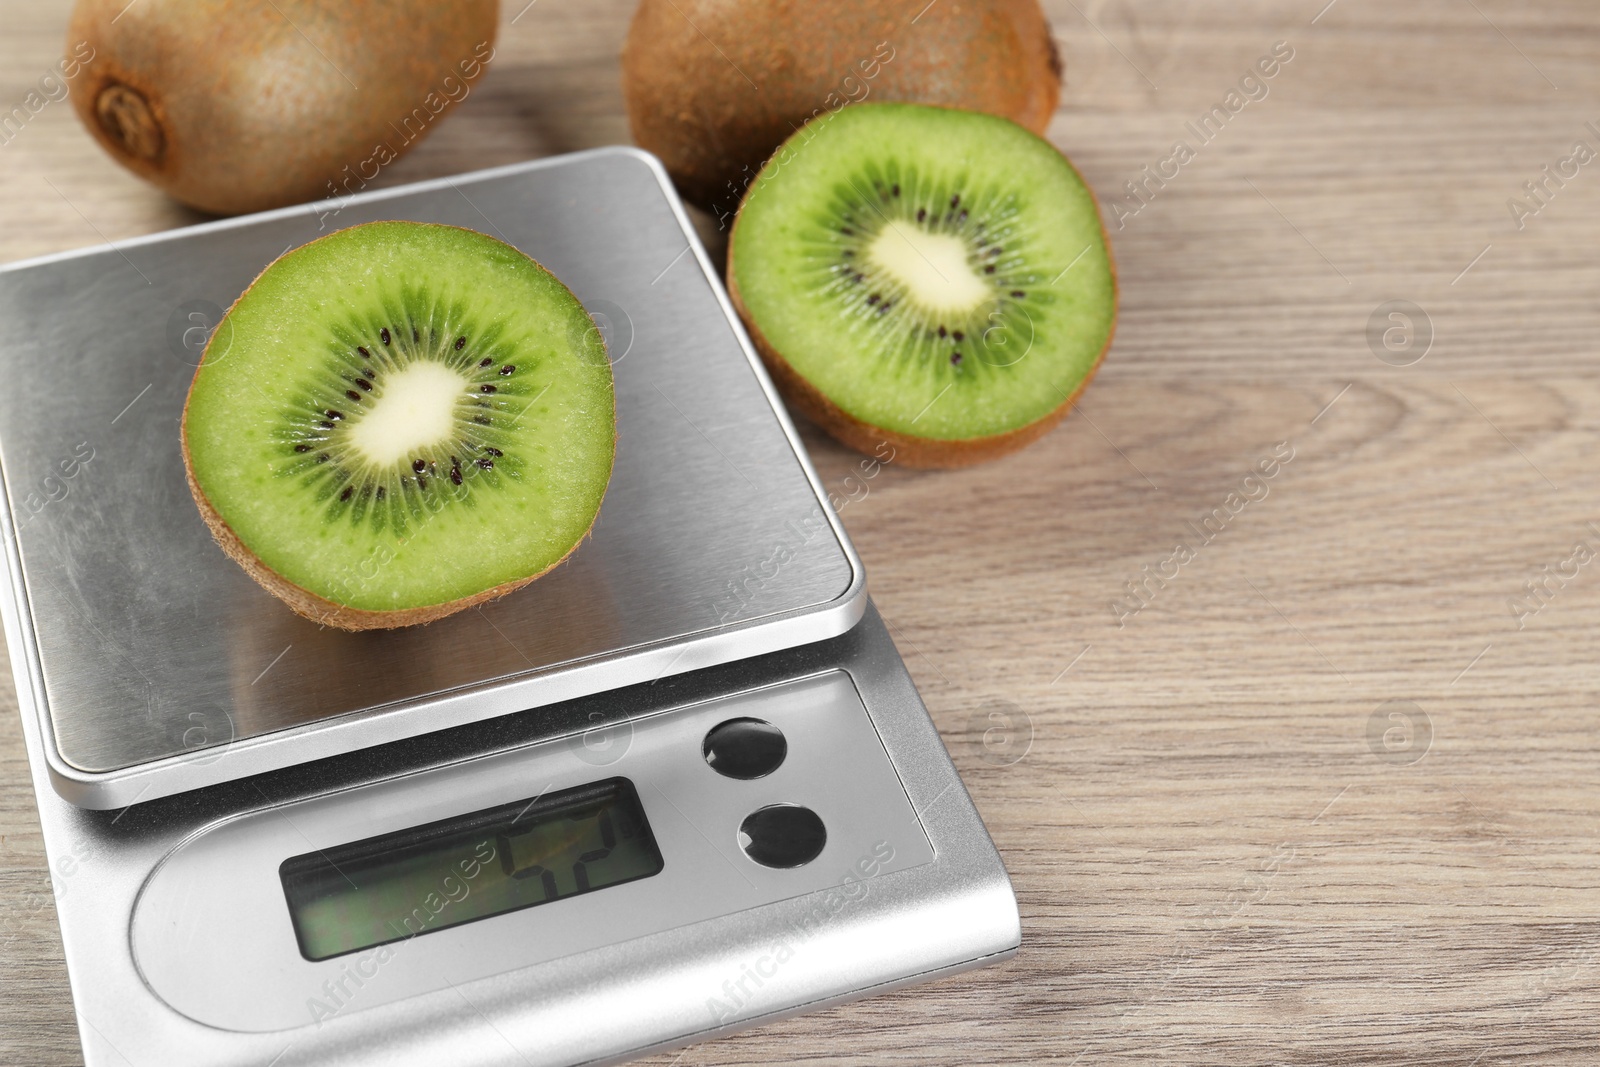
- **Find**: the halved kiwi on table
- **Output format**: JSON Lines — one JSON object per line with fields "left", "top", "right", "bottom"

{"left": 181, "top": 222, "right": 615, "bottom": 630}
{"left": 728, "top": 102, "right": 1117, "bottom": 468}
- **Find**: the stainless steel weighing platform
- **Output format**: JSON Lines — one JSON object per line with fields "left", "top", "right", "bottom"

{"left": 0, "top": 149, "right": 1019, "bottom": 1067}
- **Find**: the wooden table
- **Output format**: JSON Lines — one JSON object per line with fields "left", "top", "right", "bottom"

{"left": 4, "top": 1, "right": 1598, "bottom": 1063}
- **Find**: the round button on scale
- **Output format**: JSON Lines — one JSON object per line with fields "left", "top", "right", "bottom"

{"left": 702, "top": 717, "right": 787, "bottom": 780}
{"left": 738, "top": 804, "right": 827, "bottom": 868}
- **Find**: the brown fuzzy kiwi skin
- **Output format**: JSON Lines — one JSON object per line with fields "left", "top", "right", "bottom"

{"left": 66, "top": 0, "right": 498, "bottom": 216}
{"left": 621, "top": 0, "right": 1061, "bottom": 215}
{"left": 725, "top": 114, "right": 1117, "bottom": 470}
{"left": 179, "top": 222, "right": 615, "bottom": 632}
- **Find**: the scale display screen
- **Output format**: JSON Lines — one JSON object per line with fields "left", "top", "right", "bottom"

{"left": 280, "top": 777, "right": 663, "bottom": 961}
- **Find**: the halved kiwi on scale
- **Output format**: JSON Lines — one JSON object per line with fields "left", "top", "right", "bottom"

{"left": 728, "top": 102, "right": 1117, "bottom": 468}
{"left": 181, "top": 221, "right": 615, "bottom": 630}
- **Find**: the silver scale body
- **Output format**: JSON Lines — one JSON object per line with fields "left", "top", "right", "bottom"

{"left": 0, "top": 149, "right": 1019, "bottom": 1067}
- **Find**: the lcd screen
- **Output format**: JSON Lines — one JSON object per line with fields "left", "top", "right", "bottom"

{"left": 280, "top": 777, "right": 663, "bottom": 961}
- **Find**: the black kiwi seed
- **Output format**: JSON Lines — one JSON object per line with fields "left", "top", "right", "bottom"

{"left": 483, "top": 446, "right": 502, "bottom": 457}
{"left": 499, "top": 364, "right": 515, "bottom": 376}
{"left": 450, "top": 461, "right": 462, "bottom": 486}
{"left": 1012, "top": 290, "right": 1026, "bottom": 298}
{"left": 412, "top": 459, "right": 426, "bottom": 473}
{"left": 411, "top": 327, "right": 419, "bottom": 343}
{"left": 319, "top": 419, "right": 334, "bottom": 430}
{"left": 952, "top": 330, "right": 965, "bottom": 341}
{"left": 326, "top": 410, "right": 343, "bottom": 420}
{"left": 984, "top": 265, "right": 996, "bottom": 274}
{"left": 375, "top": 486, "right": 385, "bottom": 501}
{"left": 892, "top": 183, "right": 900, "bottom": 197}
{"left": 866, "top": 293, "right": 880, "bottom": 305}
{"left": 916, "top": 208, "right": 927, "bottom": 222}
{"left": 357, "top": 346, "right": 370, "bottom": 358}
{"left": 474, "top": 414, "right": 491, "bottom": 425}
{"left": 476, "top": 457, "right": 494, "bottom": 470}
{"left": 938, "top": 325, "right": 948, "bottom": 338}
{"left": 317, "top": 452, "right": 330, "bottom": 463}
{"left": 841, "top": 227, "right": 853, "bottom": 235}
{"left": 340, "top": 486, "right": 353, "bottom": 502}
{"left": 346, "top": 389, "right": 361, "bottom": 402}
{"left": 479, "top": 357, "right": 492, "bottom": 368}
{"left": 951, "top": 352, "right": 963, "bottom": 365}
{"left": 480, "top": 384, "right": 496, "bottom": 394}
{"left": 416, "top": 472, "right": 427, "bottom": 489}
{"left": 380, "top": 327, "right": 391, "bottom": 345}
{"left": 950, "top": 194, "right": 960, "bottom": 208}
{"left": 294, "top": 444, "right": 310, "bottom": 452}
{"left": 455, "top": 336, "right": 466, "bottom": 350}
{"left": 354, "top": 377, "right": 373, "bottom": 391}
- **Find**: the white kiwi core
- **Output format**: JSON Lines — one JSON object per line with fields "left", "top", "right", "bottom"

{"left": 345, "top": 361, "right": 469, "bottom": 467}
{"left": 865, "top": 220, "right": 991, "bottom": 314}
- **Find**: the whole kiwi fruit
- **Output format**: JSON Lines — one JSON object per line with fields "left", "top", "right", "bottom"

{"left": 621, "top": 0, "right": 1062, "bottom": 221}
{"left": 66, "top": 0, "right": 499, "bottom": 216}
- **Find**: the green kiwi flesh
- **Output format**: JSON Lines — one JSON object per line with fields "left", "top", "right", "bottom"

{"left": 728, "top": 103, "right": 1116, "bottom": 467}
{"left": 181, "top": 221, "right": 615, "bottom": 630}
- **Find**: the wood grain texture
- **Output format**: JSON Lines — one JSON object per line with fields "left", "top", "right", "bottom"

{"left": 3, "top": 1, "right": 1599, "bottom": 1064}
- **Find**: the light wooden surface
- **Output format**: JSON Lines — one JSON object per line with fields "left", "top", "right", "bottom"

{"left": 4, "top": 1, "right": 1600, "bottom": 1063}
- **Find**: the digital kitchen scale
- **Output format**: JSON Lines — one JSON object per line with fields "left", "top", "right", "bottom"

{"left": 0, "top": 149, "right": 1019, "bottom": 1067}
